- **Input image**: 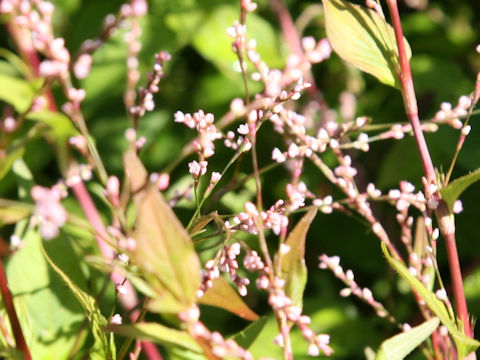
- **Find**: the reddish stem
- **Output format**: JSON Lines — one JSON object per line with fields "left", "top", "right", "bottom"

{"left": 386, "top": 0, "right": 475, "bottom": 354}
{"left": 386, "top": 0, "right": 435, "bottom": 182}
{"left": 0, "top": 259, "right": 32, "bottom": 359}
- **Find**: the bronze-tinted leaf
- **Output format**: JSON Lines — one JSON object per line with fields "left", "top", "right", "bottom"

{"left": 200, "top": 276, "right": 259, "bottom": 321}
{"left": 123, "top": 151, "right": 201, "bottom": 313}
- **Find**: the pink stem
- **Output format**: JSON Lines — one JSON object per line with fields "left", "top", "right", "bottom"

{"left": 0, "top": 259, "right": 31, "bottom": 359}
{"left": 386, "top": 0, "right": 475, "bottom": 355}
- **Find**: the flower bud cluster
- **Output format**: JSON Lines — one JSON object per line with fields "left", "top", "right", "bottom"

{"left": 198, "top": 243, "right": 251, "bottom": 298}
{"left": 31, "top": 184, "right": 68, "bottom": 240}
{"left": 243, "top": 249, "right": 334, "bottom": 357}
{"left": 175, "top": 110, "right": 222, "bottom": 158}
{"left": 227, "top": 201, "right": 290, "bottom": 236}
{"left": 128, "top": 51, "right": 171, "bottom": 119}
{"left": 434, "top": 96, "right": 471, "bottom": 129}
{"left": 1, "top": 0, "right": 71, "bottom": 78}
{"left": 319, "top": 255, "right": 392, "bottom": 320}
{"left": 178, "top": 305, "right": 255, "bottom": 359}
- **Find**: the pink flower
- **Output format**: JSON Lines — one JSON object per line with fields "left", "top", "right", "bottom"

{"left": 31, "top": 185, "right": 68, "bottom": 240}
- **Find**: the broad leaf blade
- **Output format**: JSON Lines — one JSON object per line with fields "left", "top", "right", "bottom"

{"left": 124, "top": 151, "right": 201, "bottom": 313}
{"left": 381, "top": 242, "right": 480, "bottom": 356}
{"left": 108, "top": 323, "right": 202, "bottom": 353}
{"left": 6, "top": 230, "right": 87, "bottom": 360}
{"left": 439, "top": 168, "right": 480, "bottom": 212}
{"left": 40, "top": 238, "right": 115, "bottom": 360}
{"left": 323, "top": 0, "right": 411, "bottom": 87}
{"left": 0, "top": 73, "right": 38, "bottom": 112}
{"left": 375, "top": 317, "right": 440, "bottom": 360}
{"left": 280, "top": 208, "right": 317, "bottom": 308}
{"left": 199, "top": 276, "right": 259, "bottom": 321}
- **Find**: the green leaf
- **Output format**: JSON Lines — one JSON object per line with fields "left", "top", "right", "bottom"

{"left": 0, "top": 146, "right": 25, "bottom": 181}
{"left": 323, "top": 0, "right": 411, "bottom": 87}
{"left": 108, "top": 323, "right": 201, "bottom": 353}
{"left": 381, "top": 242, "right": 480, "bottom": 357}
{"left": 232, "top": 316, "right": 268, "bottom": 349}
{"left": 40, "top": 237, "right": 115, "bottom": 360}
{"left": 439, "top": 168, "right": 480, "bottom": 212}
{"left": 26, "top": 111, "right": 78, "bottom": 139}
{"left": 192, "top": 4, "right": 284, "bottom": 73}
{"left": 124, "top": 151, "right": 201, "bottom": 314}
{"left": 199, "top": 276, "right": 259, "bottom": 321}
{"left": 0, "top": 199, "right": 31, "bottom": 227}
{"left": 375, "top": 317, "right": 440, "bottom": 360}
{"left": 5, "top": 230, "right": 86, "bottom": 360}
{"left": 280, "top": 208, "right": 317, "bottom": 308}
{"left": 0, "top": 73, "right": 40, "bottom": 112}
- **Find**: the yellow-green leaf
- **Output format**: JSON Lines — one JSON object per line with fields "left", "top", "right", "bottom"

{"left": 381, "top": 242, "right": 480, "bottom": 358}
{"left": 323, "top": 0, "right": 411, "bottom": 87}
{"left": 108, "top": 323, "right": 201, "bottom": 353}
{"left": 280, "top": 208, "right": 317, "bottom": 308}
{"left": 41, "top": 239, "right": 115, "bottom": 360}
{"left": 199, "top": 276, "right": 259, "bottom": 321}
{"left": 124, "top": 151, "right": 201, "bottom": 314}
{"left": 439, "top": 168, "right": 480, "bottom": 212}
{"left": 376, "top": 318, "right": 439, "bottom": 360}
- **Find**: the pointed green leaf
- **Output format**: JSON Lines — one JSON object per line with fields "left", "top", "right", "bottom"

{"left": 40, "top": 238, "right": 115, "bottom": 360}
{"left": 381, "top": 242, "right": 480, "bottom": 357}
{"left": 0, "top": 146, "right": 25, "bottom": 181}
{"left": 323, "top": 0, "right": 411, "bottom": 87}
{"left": 0, "top": 199, "right": 31, "bottom": 226}
{"left": 0, "top": 73, "right": 39, "bottom": 112}
{"left": 124, "top": 151, "right": 201, "bottom": 314}
{"left": 26, "top": 111, "right": 79, "bottom": 139}
{"left": 108, "top": 323, "right": 201, "bottom": 353}
{"left": 231, "top": 316, "right": 268, "bottom": 349}
{"left": 280, "top": 208, "right": 317, "bottom": 308}
{"left": 6, "top": 230, "right": 87, "bottom": 360}
{"left": 375, "top": 317, "right": 439, "bottom": 360}
{"left": 199, "top": 276, "right": 259, "bottom": 321}
{"left": 439, "top": 168, "right": 480, "bottom": 212}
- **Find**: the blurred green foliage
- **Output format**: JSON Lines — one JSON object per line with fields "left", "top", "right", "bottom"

{"left": 1, "top": 0, "right": 480, "bottom": 358}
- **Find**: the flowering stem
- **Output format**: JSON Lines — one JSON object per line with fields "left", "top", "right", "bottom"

{"left": 386, "top": 0, "right": 435, "bottom": 183}
{"left": 386, "top": 0, "right": 474, "bottom": 350}
{"left": 0, "top": 259, "right": 31, "bottom": 359}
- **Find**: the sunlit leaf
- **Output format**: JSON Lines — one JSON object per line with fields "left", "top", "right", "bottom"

{"left": 375, "top": 317, "right": 439, "bottom": 360}
{"left": 0, "top": 73, "right": 40, "bottom": 112}
{"left": 323, "top": 0, "right": 411, "bottom": 87}
{"left": 124, "top": 151, "right": 201, "bottom": 314}
{"left": 381, "top": 242, "right": 480, "bottom": 357}
{"left": 6, "top": 230, "right": 87, "bottom": 360}
{"left": 280, "top": 208, "right": 317, "bottom": 308}
{"left": 199, "top": 276, "right": 259, "bottom": 321}
{"left": 26, "top": 111, "right": 79, "bottom": 139}
{"left": 439, "top": 168, "right": 480, "bottom": 212}
{"left": 40, "top": 237, "right": 115, "bottom": 360}
{"left": 108, "top": 323, "right": 201, "bottom": 353}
